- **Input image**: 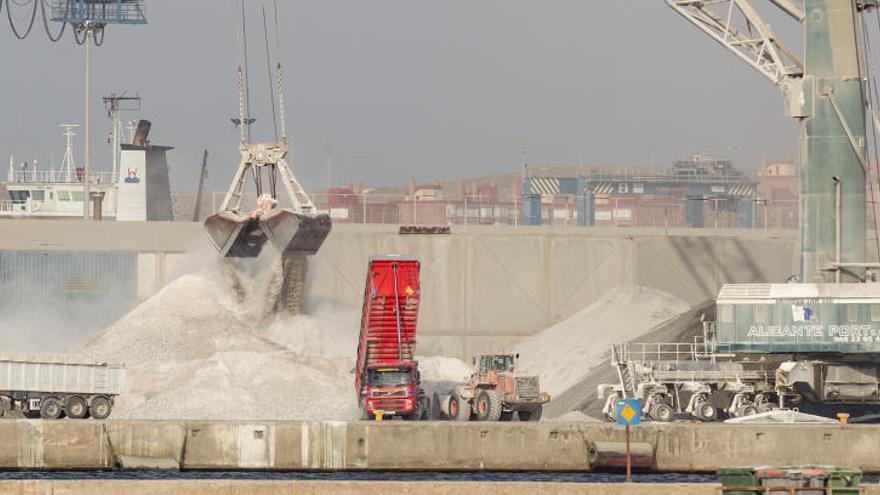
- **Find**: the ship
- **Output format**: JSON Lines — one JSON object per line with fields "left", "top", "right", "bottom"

{"left": 1, "top": 119, "right": 172, "bottom": 221}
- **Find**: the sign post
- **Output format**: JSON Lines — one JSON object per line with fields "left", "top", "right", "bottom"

{"left": 615, "top": 398, "right": 641, "bottom": 483}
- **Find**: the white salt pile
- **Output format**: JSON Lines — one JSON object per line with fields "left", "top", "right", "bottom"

{"left": 76, "top": 265, "right": 471, "bottom": 420}
{"left": 514, "top": 286, "right": 690, "bottom": 399}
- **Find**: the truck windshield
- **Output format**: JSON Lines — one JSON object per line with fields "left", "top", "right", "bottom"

{"left": 367, "top": 367, "right": 412, "bottom": 387}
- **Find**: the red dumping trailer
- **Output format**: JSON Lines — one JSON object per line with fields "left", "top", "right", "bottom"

{"left": 355, "top": 255, "right": 429, "bottom": 420}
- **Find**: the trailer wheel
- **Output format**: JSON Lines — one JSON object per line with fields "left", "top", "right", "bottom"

{"left": 649, "top": 403, "right": 674, "bottom": 422}
{"left": 695, "top": 402, "right": 717, "bottom": 422}
{"left": 66, "top": 396, "right": 88, "bottom": 420}
{"left": 449, "top": 393, "right": 469, "bottom": 421}
{"left": 737, "top": 405, "right": 758, "bottom": 417}
{"left": 475, "top": 390, "right": 503, "bottom": 421}
{"left": 757, "top": 403, "right": 775, "bottom": 414}
{"left": 90, "top": 397, "right": 112, "bottom": 420}
{"left": 359, "top": 402, "right": 371, "bottom": 421}
{"left": 40, "top": 398, "right": 63, "bottom": 420}
{"left": 517, "top": 404, "right": 543, "bottom": 422}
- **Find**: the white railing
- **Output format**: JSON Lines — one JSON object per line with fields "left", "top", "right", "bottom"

{"left": 612, "top": 339, "right": 719, "bottom": 366}
{"left": 7, "top": 171, "right": 115, "bottom": 184}
{"left": 0, "top": 200, "right": 23, "bottom": 212}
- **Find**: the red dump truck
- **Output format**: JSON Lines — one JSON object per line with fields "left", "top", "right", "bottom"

{"left": 355, "top": 255, "right": 429, "bottom": 420}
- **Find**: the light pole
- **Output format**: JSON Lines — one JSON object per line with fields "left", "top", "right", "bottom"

{"left": 82, "top": 23, "right": 93, "bottom": 219}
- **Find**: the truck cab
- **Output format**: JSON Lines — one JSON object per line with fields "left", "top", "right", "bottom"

{"left": 360, "top": 362, "right": 424, "bottom": 419}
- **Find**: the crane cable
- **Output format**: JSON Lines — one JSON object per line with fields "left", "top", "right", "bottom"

{"left": 94, "top": 24, "right": 104, "bottom": 46}
{"left": 6, "top": 0, "right": 38, "bottom": 40}
{"left": 40, "top": 0, "right": 65, "bottom": 42}
{"left": 863, "top": 9, "right": 880, "bottom": 263}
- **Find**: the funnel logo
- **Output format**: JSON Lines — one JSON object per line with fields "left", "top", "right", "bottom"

{"left": 124, "top": 167, "right": 141, "bottom": 184}
{"left": 792, "top": 305, "right": 814, "bottom": 322}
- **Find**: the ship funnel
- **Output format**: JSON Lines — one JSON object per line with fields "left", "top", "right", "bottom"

{"left": 132, "top": 120, "right": 151, "bottom": 146}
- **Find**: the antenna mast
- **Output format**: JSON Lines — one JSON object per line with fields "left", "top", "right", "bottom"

{"left": 60, "top": 124, "right": 80, "bottom": 183}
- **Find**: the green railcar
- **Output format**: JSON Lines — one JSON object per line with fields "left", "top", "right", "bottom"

{"left": 715, "top": 283, "right": 880, "bottom": 354}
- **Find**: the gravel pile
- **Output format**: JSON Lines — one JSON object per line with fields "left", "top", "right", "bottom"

{"left": 77, "top": 265, "right": 470, "bottom": 420}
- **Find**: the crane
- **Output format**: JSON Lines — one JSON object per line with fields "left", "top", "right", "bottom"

{"left": 668, "top": 0, "right": 873, "bottom": 283}
{"left": 203, "top": 2, "right": 331, "bottom": 315}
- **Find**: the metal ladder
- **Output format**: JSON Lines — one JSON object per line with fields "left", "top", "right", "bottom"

{"left": 612, "top": 345, "right": 637, "bottom": 399}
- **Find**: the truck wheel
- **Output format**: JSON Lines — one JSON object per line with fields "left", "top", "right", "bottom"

{"left": 66, "top": 396, "right": 88, "bottom": 419}
{"left": 40, "top": 398, "right": 63, "bottom": 420}
{"left": 695, "top": 402, "right": 717, "bottom": 422}
{"left": 414, "top": 397, "right": 430, "bottom": 421}
{"left": 89, "top": 397, "right": 112, "bottom": 420}
{"left": 517, "top": 404, "right": 543, "bottom": 422}
{"left": 476, "top": 390, "right": 503, "bottom": 421}
{"left": 499, "top": 411, "right": 514, "bottom": 421}
{"left": 649, "top": 403, "right": 673, "bottom": 422}
{"left": 449, "top": 393, "right": 470, "bottom": 421}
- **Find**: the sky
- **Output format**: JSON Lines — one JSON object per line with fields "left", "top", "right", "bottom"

{"left": 0, "top": 1, "right": 800, "bottom": 192}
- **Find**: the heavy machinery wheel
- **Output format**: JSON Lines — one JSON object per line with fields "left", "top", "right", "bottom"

{"left": 649, "top": 403, "right": 674, "bottom": 422}
{"left": 737, "top": 405, "right": 758, "bottom": 417}
{"left": 359, "top": 401, "right": 372, "bottom": 421}
{"left": 475, "top": 390, "right": 503, "bottom": 421}
{"left": 66, "top": 396, "right": 88, "bottom": 420}
{"left": 499, "top": 411, "right": 514, "bottom": 421}
{"left": 517, "top": 404, "right": 543, "bottom": 422}
{"left": 695, "top": 402, "right": 717, "bottom": 422}
{"left": 89, "top": 397, "right": 112, "bottom": 420}
{"left": 449, "top": 393, "right": 470, "bottom": 422}
{"left": 40, "top": 398, "right": 63, "bottom": 420}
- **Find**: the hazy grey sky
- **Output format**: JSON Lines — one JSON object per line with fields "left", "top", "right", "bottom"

{"left": 0, "top": 1, "right": 799, "bottom": 192}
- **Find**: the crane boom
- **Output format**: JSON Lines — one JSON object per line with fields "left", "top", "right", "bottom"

{"left": 668, "top": 0, "right": 868, "bottom": 283}
{"left": 666, "top": 0, "right": 804, "bottom": 85}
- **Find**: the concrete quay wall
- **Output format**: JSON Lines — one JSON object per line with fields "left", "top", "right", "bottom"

{"left": 0, "top": 481, "right": 723, "bottom": 495}
{"left": 0, "top": 221, "right": 799, "bottom": 359}
{"left": 1, "top": 420, "right": 880, "bottom": 473}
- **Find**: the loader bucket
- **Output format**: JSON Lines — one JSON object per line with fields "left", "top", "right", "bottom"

{"left": 205, "top": 209, "right": 332, "bottom": 258}
{"left": 204, "top": 211, "right": 271, "bottom": 258}
{"left": 262, "top": 209, "right": 332, "bottom": 255}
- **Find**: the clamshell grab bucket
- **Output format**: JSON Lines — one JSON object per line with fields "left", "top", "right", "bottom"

{"left": 205, "top": 209, "right": 332, "bottom": 258}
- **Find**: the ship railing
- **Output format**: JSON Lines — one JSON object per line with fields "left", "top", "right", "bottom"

{"left": 0, "top": 200, "right": 23, "bottom": 212}
{"left": 612, "top": 339, "right": 720, "bottom": 366}
{"left": 7, "top": 171, "right": 114, "bottom": 184}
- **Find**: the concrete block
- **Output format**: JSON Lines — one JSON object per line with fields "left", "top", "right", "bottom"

{"left": 106, "top": 420, "right": 185, "bottom": 464}
{"left": 2, "top": 419, "right": 113, "bottom": 470}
